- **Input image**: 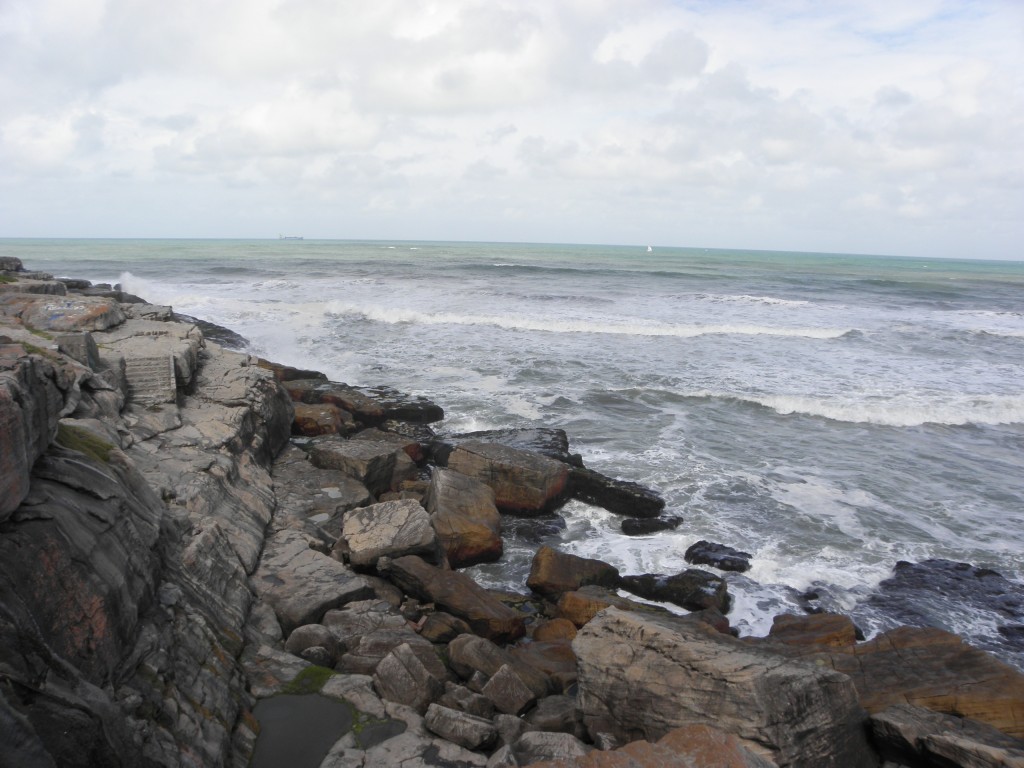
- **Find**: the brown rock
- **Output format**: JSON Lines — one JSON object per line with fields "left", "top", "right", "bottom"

{"left": 424, "top": 468, "right": 503, "bottom": 568}
{"left": 292, "top": 402, "right": 354, "bottom": 436}
{"left": 383, "top": 556, "right": 526, "bottom": 643}
{"left": 767, "top": 623, "right": 1024, "bottom": 739}
{"left": 282, "top": 378, "right": 386, "bottom": 423}
{"left": 511, "top": 640, "right": 579, "bottom": 694}
{"left": 447, "top": 440, "right": 570, "bottom": 514}
{"left": 533, "top": 618, "right": 578, "bottom": 642}
{"left": 767, "top": 613, "right": 859, "bottom": 649}
{"left": 556, "top": 585, "right": 662, "bottom": 628}
{"left": 527, "top": 546, "right": 620, "bottom": 600}
{"left": 420, "top": 612, "right": 473, "bottom": 644}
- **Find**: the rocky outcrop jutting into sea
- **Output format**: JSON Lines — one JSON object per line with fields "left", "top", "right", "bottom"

{"left": 2, "top": 257, "right": 1023, "bottom": 768}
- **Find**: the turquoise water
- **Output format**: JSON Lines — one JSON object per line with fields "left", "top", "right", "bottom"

{"left": 5, "top": 238, "right": 1023, "bottom": 665}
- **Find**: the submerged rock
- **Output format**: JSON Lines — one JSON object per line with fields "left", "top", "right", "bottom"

{"left": 685, "top": 540, "right": 753, "bottom": 573}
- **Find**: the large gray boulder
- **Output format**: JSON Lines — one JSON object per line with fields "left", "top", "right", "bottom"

{"left": 341, "top": 498, "right": 440, "bottom": 567}
{"left": 572, "top": 608, "right": 877, "bottom": 768}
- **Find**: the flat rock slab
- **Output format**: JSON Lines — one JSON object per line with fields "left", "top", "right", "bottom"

{"left": 447, "top": 440, "right": 570, "bottom": 514}
{"left": 383, "top": 555, "right": 526, "bottom": 644}
{"left": 255, "top": 529, "right": 375, "bottom": 634}
{"left": 0, "top": 293, "right": 126, "bottom": 331}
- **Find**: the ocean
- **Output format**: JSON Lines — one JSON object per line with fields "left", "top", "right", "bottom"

{"left": 6, "top": 238, "right": 1023, "bottom": 667}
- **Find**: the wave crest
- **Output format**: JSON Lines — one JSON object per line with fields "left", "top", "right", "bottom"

{"left": 323, "top": 301, "right": 847, "bottom": 339}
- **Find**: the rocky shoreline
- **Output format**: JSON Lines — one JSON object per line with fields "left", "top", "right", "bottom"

{"left": 1, "top": 256, "right": 1023, "bottom": 768}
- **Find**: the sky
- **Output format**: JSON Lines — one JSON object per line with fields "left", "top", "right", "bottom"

{"left": 1, "top": 0, "right": 1022, "bottom": 259}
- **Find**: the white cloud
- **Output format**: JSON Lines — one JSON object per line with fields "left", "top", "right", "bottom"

{"left": 0, "top": 0, "right": 1022, "bottom": 257}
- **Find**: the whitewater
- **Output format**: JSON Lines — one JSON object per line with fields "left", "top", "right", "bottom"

{"left": 6, "top": 238, "right": 1023, "bottom": 667}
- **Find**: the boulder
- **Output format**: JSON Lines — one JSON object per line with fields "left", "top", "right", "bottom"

{"left": 447, "top": 634, "right": 549, "bottom": 699}
{"left": 447, "top": 440, "right": 570, "bottom": 514}
{"left": 373, "top": 642, "right": 447, "bottom": 714}
{"left": 292, "top": 402, "right": 355, "bottom": 436}
{"left": 871, "top": 703, "right": 1024, "bottom": 768}
{"left": 766, "top": 622, "right": 1024, "bottom": 739}
{"left": 284, "top": 623, "right": 339, "bottom": 665}
{"left": 254, "top": 529, "right": 375, "bottom": 634}
{"left": 498, "top": 732, "right": 592, "bottom": 767}
{"left": 341, "top": 499, "right": 441, "bottom": 568}
{"left": 382, "top": 556, "right": 527, "bottom": 643}
{"left": 621, "top": 516, "right": 682, "bottom": 536}
{"left": 527, "top": 546, "right": 620, "bottom": 600}
{"left": 431, "top": 427, "right": 582, "bottom": 467}
{"left": 283, "top": 378, "right": 387, "bottom": 423}
{"left": 353, "top": 384, "right": 444, "bottom": 424}
{"left": 439, "top": 682, "right": 495, "bottom": 719}
{"left": 352, "top": 427, "right": 426, "bottom": 462}
{"left": 253, "top": 358, "right": 328, "bottom": 382}
{"left": 569, "top": 465, "right": 665, "bottom": 518}
{"left": 420, "top": 611, "right": 473, "bottom": 644}
{"left": 767, "top": 613, "right": 859, "bottom": 649}
{"left": 307, "top": 436, "right": 416, "bottom": 496}
{"left": 424, "top": 703, "right": 497, "bottom": 751}
{"left": 510, "top": 640, "right": 578, "bottom": 694}
{"left": 533, "top": 618, "right": 577, "bottom": 642}
{"left": 573, "top": 608, "right": 877, "bottom": 768}
{"left": 526, "top": 724, "right": 778, "bottom": 768}
{"left": 482, "top": 663, "right": 537, "bottom": 716}
{"left": 685, "top": 540, "right": 753, "bottom": 573}
{"left": 556, "top": 585, "right": 665, "bottom": 628}
{"left": 425, "top": 468, "right": 503, "bottom": 568}
{"left": 620, "top": 569, "right": 730, "bottom": 613}
{"left": 524, "top": 694, "right": 583, "bottom": 736}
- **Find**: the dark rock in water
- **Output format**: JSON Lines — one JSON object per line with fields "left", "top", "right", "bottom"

{"left": 620, "top": 569, "right": 730, "bottom": 613}
{"left": 253, "top": 357, "right": 328, "bottom": 382}
{"left": 867, "top": 558, "right": 1024, "bottom": 665}
{"left": 174, "top": 312, "right": 250, "bottom": 350}
{"left": 432, "top": 428, "right": 583, "bottom": 466}
{"left": 621, "top": 516, "right": 682, "bottom": 536}
{"left": 684, "top": 540, "right": 752, "bottom": 573}
{"left": 354, "top": 384, "right": 444, "bottom": 424}
{"left": 569, "top": 466, "right": 665, "bottom": 518}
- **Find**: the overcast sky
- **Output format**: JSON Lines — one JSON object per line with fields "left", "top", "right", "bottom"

{"left": 1, "top": 1, "right": 1022, "bottom": 258}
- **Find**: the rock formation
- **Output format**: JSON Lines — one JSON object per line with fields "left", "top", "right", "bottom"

{"left": 2, "top": 258, "right": 1023, "bottom": 768}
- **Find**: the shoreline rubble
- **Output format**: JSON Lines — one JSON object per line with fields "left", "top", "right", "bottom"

{"left": 1, "top": 256, "right": 1023, "bottom": 767}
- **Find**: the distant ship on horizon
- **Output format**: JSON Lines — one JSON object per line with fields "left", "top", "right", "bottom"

{"left": 278, "top": 234, "right": 304, "bottom": 240}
